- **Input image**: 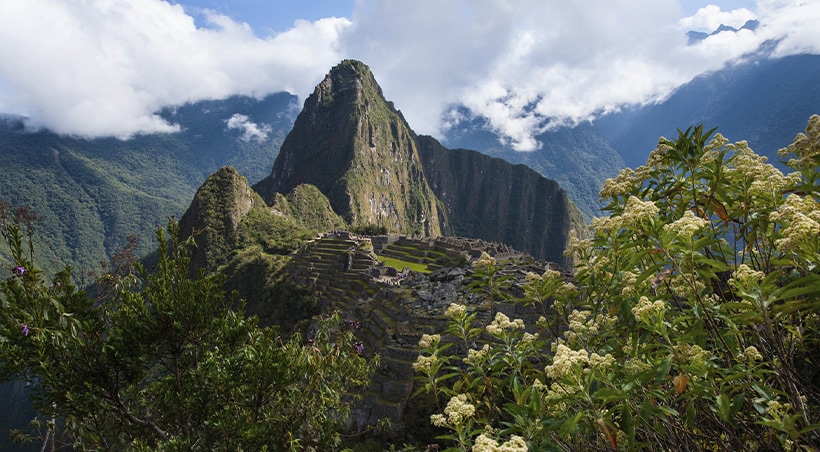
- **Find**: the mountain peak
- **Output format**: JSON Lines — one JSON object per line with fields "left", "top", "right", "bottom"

{"left": 255, "top": 59, "right": 446, "bottom": 236}
{"left": 315, "top": 60, "right": 379, "bottom": 106}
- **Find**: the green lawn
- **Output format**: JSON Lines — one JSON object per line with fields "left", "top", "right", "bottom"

{"left": 377, "top": 255, "right": 431, "bottom": 273}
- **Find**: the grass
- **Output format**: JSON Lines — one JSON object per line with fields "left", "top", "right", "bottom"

{"left": 377, "top": 255, "right": 431, "bottom": 274}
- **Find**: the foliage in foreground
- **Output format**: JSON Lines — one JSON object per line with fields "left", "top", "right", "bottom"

{"left": 0, "top": 218, "right": 377, "bottom": 451}
{"left": 415, "top": 116, "right": 820, "bottom": 451}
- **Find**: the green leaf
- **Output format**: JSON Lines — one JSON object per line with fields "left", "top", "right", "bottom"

{"left": 558, "top": 412, "right": 583, "bottom": 437}
{"left": 730, "top": 393, "right": 745, "bottom": 418}
{"left": 654, "top": 355, "right": 672, "bottom": 385}
{"left": 715, "top": 393, "right": 731, "bottom": 422}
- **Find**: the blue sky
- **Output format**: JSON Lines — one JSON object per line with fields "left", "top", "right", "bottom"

{"left": 171, "top": 1, "right": 759, "bottom": 35}
{"left": 1, "top": 1, "right": 817, "bottom": 150}
{"left": 170, "top": 0, "right": 357, "bottom": 35}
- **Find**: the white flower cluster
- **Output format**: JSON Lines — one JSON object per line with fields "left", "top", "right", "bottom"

{"left": 728, "top": 143, "right": 779, "bottom": 182}
{"left": 418, "top": 334, "right": 440, "bottom": 349}
{"left": 779, "top": 114, "right": 820, "bottom": 171}
{"left": 564, "top": 235, "right": 592, "bottom": 262}
{"left": 464, "top": 344, "right": 491, "bottom": 365}
{"left": 445, "top": 303, "right": 467, "bottom": 318}
{"left": 623, "top": 356, "right": 652, "bottom": 374}
{"left": 589, "top": 352, "right": 615, "bottom": 370}
{"left": 663, "top": 210, "right": 709, "bottom": 238}
{"left": 473, "top": 251, "right": 497, "bottom": 269}
{"left": 412, "top": 354, "right": 438, "bottom": 373}
{"left": 525, "top": 268, "right": 561, "bottom": 283}
{"left": 769, "top": 194, "right": 820, "bottom": 254}
{"left": 486, "top": 312, "right": 525, "bottom": 335}
{"left": 558, "top": 281, "right": 578, "bottom": 296}
{"left": 592, "top": 196, "right": 660, "bottom": 232}
{"left": 672, "top": 343, "right": 708, "bottom": 367}
{"left": 728, "top": 264, "right": 765, "bottom": 290}
{"left": 631, "top": 296, "right": 666, "bottom": 323}
{"left": 600, "top": 167, "right": 639, "bottom": 199}
{"left": 622, "top": 196, "right": 661, "bottom": 225}
{"left": 738, "top": 345, "right": 763, "bottom": 363}
{"left": 666, "top": 273, "right": 707, "bottom": 301}
{"left": 430, "top": 394, "right": 476, "bottom": 428}
{"left": 473, "top": 433, "right": 528, "bottom": 452}
{"left": 620, "top": 270, "right": 639, "bottom": 296}
{"left": 564, "top": 309, "right": 614, "bottom": 343}
{"left": 749, "top": 171, "right": 802, "bottom": 197}
{"left": 545, "top": 344, "right": 589, "bottom": 379}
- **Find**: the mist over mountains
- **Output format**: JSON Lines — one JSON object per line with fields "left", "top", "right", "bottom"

{"left": 442, "top": 52, "right": 820, "bottom": 217}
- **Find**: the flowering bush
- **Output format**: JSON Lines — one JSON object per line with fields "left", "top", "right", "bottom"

{"left": 416, "top": 116, "right": 820, "bottom": 451}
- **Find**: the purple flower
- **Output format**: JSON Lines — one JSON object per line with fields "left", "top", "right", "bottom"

{"left": 12, "top": 266, "right": 26, "bottom": 277}
{"left": 353, "top": 341, "right": 364, "bottom": 354}
{"left": 22, "top": 324, "right": 29, "bottom": 337}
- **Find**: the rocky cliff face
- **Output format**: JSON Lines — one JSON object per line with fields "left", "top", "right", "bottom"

{"left": 255, "top": 60, "right": 444, "bottom": 236}
{"left": 416, "top": 137, "right": 584, "bottom": 268}
{"left": 255, "top": 59, "right": 583, "bottom": 265}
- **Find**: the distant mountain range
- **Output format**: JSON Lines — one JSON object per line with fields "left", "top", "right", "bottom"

{"left": 0, "top": 93, "right": 296, "bottom": 273}
{"left": 442, "top": 53, "right": 820, "bottom": 217}
{"left": 686, "top": 20, "right": 759, "bottom": 45}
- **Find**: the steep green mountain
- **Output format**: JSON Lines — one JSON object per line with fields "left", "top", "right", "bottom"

{"left": 416, "top": 137, "right": 583, "bottom": 269}
{"left": 179, "top": 167, "right": 345, "bottom": 273}
{"left": 271, "top": 184, "right": 347, "bottom": 232}
{"left": 255, "top": 60, "right": 583, "bottom": 265}
{"left": 255, "top": 60, "right": 445, "bottom": 236}
{"left": 443, "top": 119, "right": 625, "bottom": 219}
{"left": 0, "top": 93, "right": 297, "bottom": 274}
{"left": 179, "top": 166, "right": 271, "bottom": 271}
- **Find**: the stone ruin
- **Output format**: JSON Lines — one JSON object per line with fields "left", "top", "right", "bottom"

{"left": 286, "top": 231, "right": 566, "bottom": 440}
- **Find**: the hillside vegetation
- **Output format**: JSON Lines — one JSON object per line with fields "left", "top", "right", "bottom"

{"left": 0, "top": 93, "right": 296, "bottom": 275}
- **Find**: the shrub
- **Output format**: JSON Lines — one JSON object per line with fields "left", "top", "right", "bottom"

{"left": 0, "top": 218, "right": 377, "bottom": 451}
{"left": 415, "top": 116, "right": 820, "bottom": 451}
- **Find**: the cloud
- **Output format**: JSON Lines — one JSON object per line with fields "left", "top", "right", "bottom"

{"left": 343, "top": 0, "right": 820, "bottom": 150}
{"left": 679, "top": 4, "right": 757, "bottom": 31}
{"left": 343, "top": 0, "right": 702, "bottom": 150}
{"left": 0, "top": 0, "right": 818, "bottom": 149}
{"left": 0, "top": 0, "right": 350, "bottom": 138}
{"left": 226, "top": 113, "right": 271, "bottom": 142}
{"left": 756, "top": 0, "right": 820, "bottom": 56}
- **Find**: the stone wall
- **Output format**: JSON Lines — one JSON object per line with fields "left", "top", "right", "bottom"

{"left": 285, "top": 232, "right": 566, "bottom": 439}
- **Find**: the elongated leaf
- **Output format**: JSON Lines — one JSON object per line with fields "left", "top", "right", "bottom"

{"left": 558, "top": 412, "right": 583, "bottom": 436}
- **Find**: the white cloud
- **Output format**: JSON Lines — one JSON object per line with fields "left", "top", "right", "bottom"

{"left": 0, "top": 0, "right": 818, "bottom": 149}
{"left": 679, "top": 4, "right": 757, "bottom": 31}
{"left": 756, "top": 0, "right": 820, "bottom": 56}
{"left": 344, "top": 0, "right": 694, "bottom": 150}
{"left": 0, "top": 0, "right": 350, "bottom": 138}
{"left": 226, "top": 113, "right": 271, "bottom": 142}
{"left": 342, "top": 0, "right": 820, "bottom": 151}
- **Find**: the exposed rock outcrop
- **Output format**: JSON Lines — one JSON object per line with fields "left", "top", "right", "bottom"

{"left": 255, "top": 60, "right": 444, "bottom": 236}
